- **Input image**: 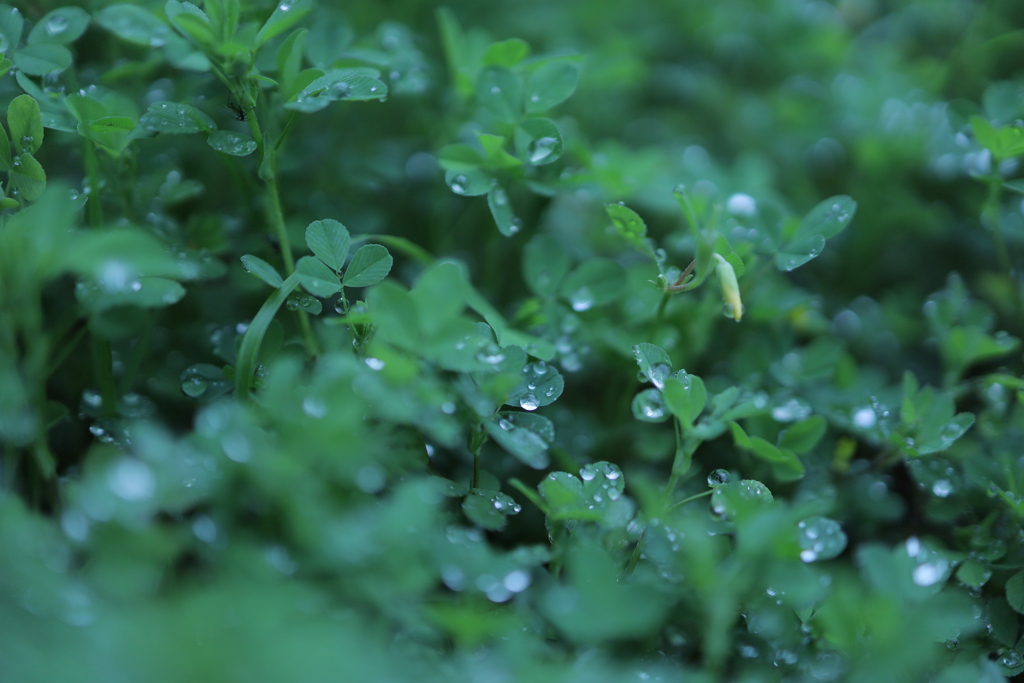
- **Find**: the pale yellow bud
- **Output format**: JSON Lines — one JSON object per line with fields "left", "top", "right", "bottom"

{"left": 713, "top": 254, "right": 743, "bottom": 322}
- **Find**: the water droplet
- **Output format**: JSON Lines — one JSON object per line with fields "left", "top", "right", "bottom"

{"left": 302, "top": 396, "right": 327, "bottom": 418}
{"left": 181, "top": 373, "right": 208, "bottom": 398}
{"left": 580, "top": 465, "right": 596, "bottom": 481}
{"left": 520, "top": 393, "right": 539, "bottom": 411}
{"left": 726, "top": 193, "right": 757, "bottom": 217}
{"left": 771, "top": 398, "right": 811, "bottom": 422}
{"left": 46, "top": 14, "right": 69, "bottom": 36}
{"left": 707, "top": 469, "right": 731, "bottom": 486}
{"left": 528, "top": 136, "right": 559, "bottom": 164}
{"left": 449, "top": 175, "right": 468, "bottom": 194}
{"left": 633, "top": 388, "right": 666, "bottom": 421}
{"left": 107, "top": 459, "right": 155, "bottom": 501}
{"left": 648, "top": 363, "right": 671, "bottom": 389}
{"left": 364, "top": 357, "right": 385, "bottom": 371}
{"left": 912, "top": 560, "right": 949, "bottom": 586}
{"left": 503, "top": 570, "right": 531, "bottom": 593}
{"left": 796, "top": 516, "right": 847, "bottom": 562}
{"left": 278, "top": 2, "right": 292, "bottom": 11}
{"left": 569, "top": 286, "right": 594, "bottom": 311}
{"left": 932, "top": 480, "right": 953, "bottom": 497}
{"left": 852, "top": 406, "right": 876, "bottom": 429}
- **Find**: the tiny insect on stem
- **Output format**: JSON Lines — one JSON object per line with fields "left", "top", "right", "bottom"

{"left": 227, "top": 102, "right": 251, "bottom": 122}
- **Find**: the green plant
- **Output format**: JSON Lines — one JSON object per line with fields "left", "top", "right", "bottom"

{"left": 2, "top": 1, "right": 1024, "bottom": 682}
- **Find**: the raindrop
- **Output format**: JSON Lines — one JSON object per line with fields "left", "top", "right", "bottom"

{"left": 528, "top": 136, "right": 559, "bottom": 164}
{"left": 726, "top": 193, "right": 757, "bottom": 217}
{"left": 520, "top": 393, "right": 539, "bottom": 411}
{"left": 569, "top": 286, "right": 594, "bottom": 311}
{"left": 181, "top": 373, "right": 208, "bottom": 398}
{"left": 797, "top": 516, "right": 847, "bottom": 562}
{"left": 707, "top": 469, "right": 731, "bottom": 486}
{"left": 852, "top": 406, "right": 876, "bottom": 429}
{"left": 633, "top": 388, "right": 666, "bottom": 421}
{"left": 364, "top": 357, "right": 385, "bottom": 371}
{"left": 46, "top": 14, "right": 70, "bottom": 36}
{"left": 107, "top": 459, "right": 155, "bottom": 501}
{"left": 644, "top": 363, "right": 670, "bottom": 389}
{"left": 278, "top": 2, "right": 292, "bottom": 10}
{"left": 302, "top": 396, "right": 327, "bottom": 418}
{"left": 503, "top": 570, "right": 531, "bottom": 593}
{"left": 932, "top": 480, "right": 953, "bottom": 497}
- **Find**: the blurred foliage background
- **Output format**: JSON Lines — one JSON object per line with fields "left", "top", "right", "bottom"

{"left": 2, "top": 0, "right": 1024, "bottom": 681}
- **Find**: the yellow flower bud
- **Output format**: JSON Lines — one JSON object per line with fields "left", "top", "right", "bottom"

{"left": 713, "top": 254, "right": 743, "bottom": 322}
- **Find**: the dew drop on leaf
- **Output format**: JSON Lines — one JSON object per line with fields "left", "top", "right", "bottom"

{"left": 707, "top": 469, "right": 731, "bottom": 486}
{"left": 520, "top": 393, "right": 540, "bottom": 411}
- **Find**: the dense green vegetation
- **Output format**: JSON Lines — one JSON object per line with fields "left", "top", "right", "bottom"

{"left": 2, "top": 1, "right": 1024, "bottom": 680}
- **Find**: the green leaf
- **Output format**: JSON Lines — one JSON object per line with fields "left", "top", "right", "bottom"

{"left": 794, "top": 195, "right": 857, "bottom": 241}
{"left": 438, "top": 143, "right": 483, "bottom": 172}
{"left": 505, "top": 361, "right": 564, "bottom": 410}
{"left": 662, "top": 373, "right": 706, "bottom": 425}
{"left": 750, "top": 437, "right": 805, "bottom": 481}
{"left": 632, "top": 343, "right": 672, "bottom": 387}
{"left": 76, "top": 276, "right": 186, "bottom": 311}
{"left": 776, "top": 196, "right": 856, "bottom": 271}
{"left": 778, "top": 416, "right": 827, "bottom": 454}
{"left": 343, "top": 244, "right": 393, "bottom": 287}
{"left": 140, "top": 101, "right": 216, "bottom": 134}
{"left": 462, "top": 488, "right": 521, "bottom": 531}
{"left": 207, "top": 130, "right": 256, "bottom": 156}
{"left": 0, "top": 122, "right": 10, "bottom": 171}
{"left": 632, "top": 388, "right": 669, "bottom": 422}
{"left": 542, "top": 543, "right": 669, "bottom": 643}
{"left": 486, "top": 411, "right": 553, "bottom": 469}
{"left": 10, "top": 152, "right": 46, "bottom": 201}
{"left": 165, "top": 1, "right": 214, "bottom": 46}
{"left": 444, "top": 168, "right": 492, "bottom": 196}
{"left": 7, "top": 95, "right": 43, "bottom": 155}
{"left": 606, "top": 202, "right": 648, "bottom": 246}
{"left": 276, "top": 28, "right": 308, "bottom": 93}
{"left": 285, "top": 69, "right": 388, "bottom": 113}
{"left": 538, "top": 471, "right": 584, "bottom": 511}
{"left": 96, "top": 4, "right": 173, "bottom": 47}
{"left": 305, "top": 219, "right": 350, "bottom": 272}
{"left": 240, "top": 254, "right": 284, "bottom": 288}
{"left": 477, "top": 66, "right": 521, "bottom": 123}
{"left": 12, "top": 43, "right": 72, "bottom": 75}
{"left": 1007, "top": 571, "right": 1024, "bottom": 614}
{"left": 476, "top": 133, "right": 524, "bottom": 172}
{"left": 522, "top": 234, "right": 570, "bottom": 298}
{"left": 525, "top": 60, "right": 580, "bottom": 113}
{"left": 296, "top": 255, "right": 341, "bottom": 297}
{"left": 255, "top": 0, "right": 314, "bottom": 49}
{"left": 482, "top": 38, "right": 530, "bottom": 67}
{"left": 559, "top": 258, "right": 627, "bottom": 311}
{"left": 366, "top": 280, "right": 420, "bottom": 349}
{"left": 409, "top": 261, "right": 467, "bottom": 336}
{"left": 513, "top": 117, "right": 563, "bottom": 165}
{"left": 0, "top": 4, "right": 24, "bottom": 47}
{"left": 487, "top": 184, "right": 520, "bottom": 236}
{"left": 286, "top": 291, "right": 322, "bottom": 315}
{"left": 27, "top": 7, "right": 90, "bottom": 45}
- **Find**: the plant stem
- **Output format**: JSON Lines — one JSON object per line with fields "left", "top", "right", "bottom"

{"left": 666, "top": 488, "right": 713, "bottom": 511}
{"left": 242, "top": 92, "right": 319, "bottom": 357}
{"left": 82, "top": 139, "right": 117, "bottom": 417}
{"left": 649, "top": 293, "right": 669, "bottom": 342}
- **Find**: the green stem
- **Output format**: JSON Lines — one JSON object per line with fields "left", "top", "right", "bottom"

{"left": 649, "top": 293, "right": 669, "bottom": 342}
{"left": 82, "top": 139, "right": 117, "bottom": 417}
{"left": 985, "top": 176, "right": 1012, "bottom": 274}
{"left": 242, "top": 93, "right": 318, "bottom": 357}
{"left": 235, "top": 273, "right": 302, "bottom": 401}
{"left": 666, "top": 488, "right": 713, "bottom": 512}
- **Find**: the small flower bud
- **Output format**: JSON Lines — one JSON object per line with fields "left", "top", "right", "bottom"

{"left": 713, "top": 253, "right": 743, "bottom": 322}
